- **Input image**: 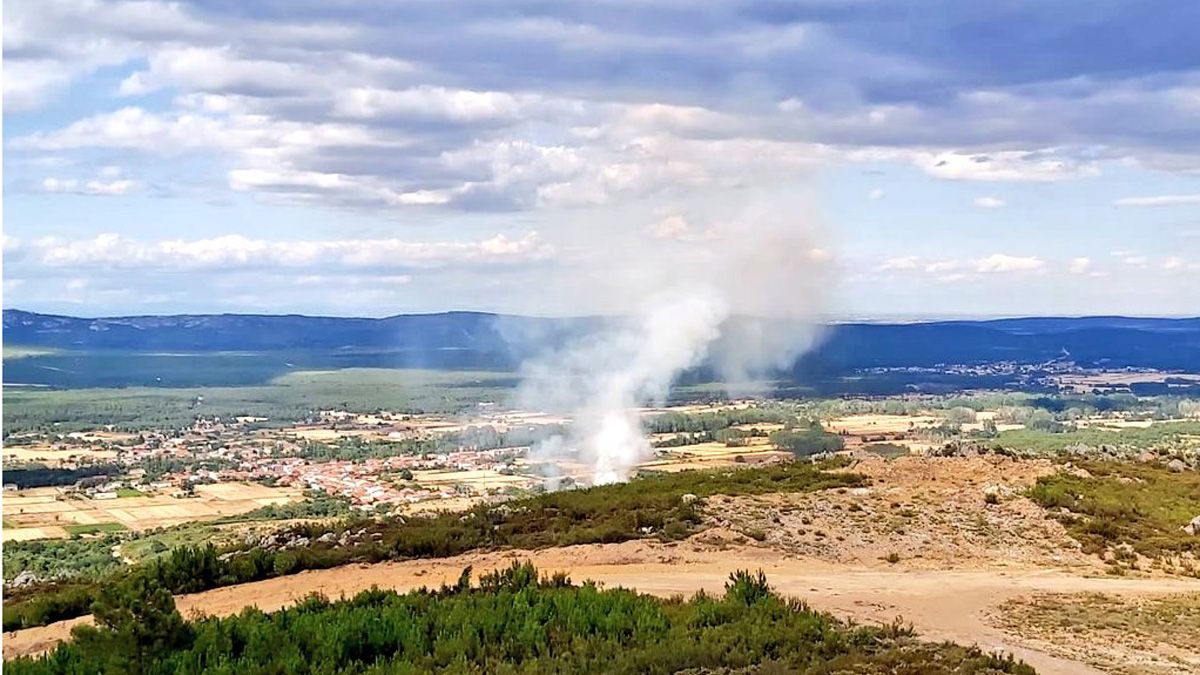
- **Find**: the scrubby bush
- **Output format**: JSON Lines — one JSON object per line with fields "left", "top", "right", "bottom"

{"left": 7, "top": 564, "right": 1035, "bottom": 675}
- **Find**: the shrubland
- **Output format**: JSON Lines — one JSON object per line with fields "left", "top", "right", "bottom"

{"left": 1028, "top": 460, "right": 1200, "bottom": 571}
{"left": 6, "top": 562, "right": 1034, "bottom": 675}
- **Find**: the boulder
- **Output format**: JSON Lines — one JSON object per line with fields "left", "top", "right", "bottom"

{"left": 1167, "top": 459, "right": 1187, "bottom": 473}
{"left": 11, "top": 570, "right": 41, "bottom": 588}
{"left": 1184, "top": 515, "right": 1200, "bottom": 536}
{"left": 680, "top": 493, "right": 699, "bottom": 505}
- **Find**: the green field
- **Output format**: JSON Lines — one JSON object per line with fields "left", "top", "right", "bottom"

{"left": 2, "top": 368, "right": 520, "bottom": 433}
{"left": 63, "top": 522, "right": 129, "bottom": 536}
{"left": 995, "top": 421, "right": 1200, "bottom": 454}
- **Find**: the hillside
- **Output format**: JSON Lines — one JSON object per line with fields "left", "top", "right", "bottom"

{"left": 7, "top": 310, "right": 1200, "bottom": 368}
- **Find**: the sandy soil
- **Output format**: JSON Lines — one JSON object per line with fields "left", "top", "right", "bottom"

{"left": 8, "top": 539, "right": 1200, "bottom": 673}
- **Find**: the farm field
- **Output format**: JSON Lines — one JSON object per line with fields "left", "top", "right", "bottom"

{"left": 1, "top": 445, "right": 118, "bottom": 467}
{"left": 2, "top": 483, "right": 302, "bottom": 541}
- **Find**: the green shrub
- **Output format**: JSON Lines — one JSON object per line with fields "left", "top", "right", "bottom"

{"left": 6, "top": 565, "right": 1036, "bottom": 675}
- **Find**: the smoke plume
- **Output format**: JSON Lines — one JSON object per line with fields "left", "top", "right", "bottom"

{"left": 514, "top": 191, "right": 831, "bottom": 485}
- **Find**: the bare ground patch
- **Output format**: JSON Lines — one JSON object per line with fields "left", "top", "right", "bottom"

{"left": 704, "top": 455, "right": 1100, "bottom": 570}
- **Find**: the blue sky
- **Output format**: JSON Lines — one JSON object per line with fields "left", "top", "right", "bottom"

{"left": 3, "top": 0, "right": 1199, "bottom": 318}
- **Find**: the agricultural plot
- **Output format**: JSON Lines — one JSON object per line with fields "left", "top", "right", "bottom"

{"left": 2, "top": 483, "right": 302, "bottom": 540}
{"left": 1, "top": 445, "right": 118, "bottom": 467}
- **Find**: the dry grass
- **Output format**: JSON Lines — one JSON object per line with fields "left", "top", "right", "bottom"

{"left": 994, "top": 592, "right": 1200, "bottom": 674}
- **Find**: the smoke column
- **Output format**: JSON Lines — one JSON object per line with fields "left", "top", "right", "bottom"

{"left": 514, "top": 191, "right": 830, "bottom": 485}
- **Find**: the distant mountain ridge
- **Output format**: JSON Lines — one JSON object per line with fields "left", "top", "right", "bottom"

{"left": 5, "top": 309, "right": 1200, "bottom": 373}
{"left": 2, "top": 309, "right": 598, "bottom": 354}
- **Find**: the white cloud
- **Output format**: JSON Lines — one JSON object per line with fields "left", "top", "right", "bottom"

{"left": 333, "top": 86, "right": 527, "bottom": 123}
{"left": 1113, "top": 194, "right": 1200, "bottom": 207}
{"left": 886, "top": 254, "right": 1046, "bottom": 277}
{"left": 868, "top": 188, "right": 885, "bottom": 200}
{"left": 880, "top": 256, "right": 919, "bottom": 270}
{"left": 924, "top": 260, "right": 961, "bottom": 274}
{"left": 17, "top": 232, "right": 553, "bottom": 270}
{"left": 650, "top": 215, "right": 691, "bottom": 240}
{"left": 972, "top": 254, "right": 1044, "bottom": 273}
{"left": 914, "top": 151, "right": 1098, "bottom": 182}
{"left": 1162, "top": 256, "right": 1185, "bottom": 271}
{"left": 119, "top": 46, "right": 322, "bottom": 97}
{"left": 972, "top": 196, "right": 1006, "bottom": 209}
{"left": 646, "top": 214, "right": 719, "bottom": 242}
{"left": 40, "top": 177, "right": 139, "bottom": 196}
{"left": 1068, "top": 257, "right": 1091, "bottom": 274}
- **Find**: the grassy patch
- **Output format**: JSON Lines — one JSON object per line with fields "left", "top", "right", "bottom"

{"left": 861, "top": 442, "right": 909, "bottom": 459}
{"left": 7, "top": 563, "right": 1034, "bottom": 675}
{"left": 1028, "top": 461, "right": 1200, "bottom": 558}
{"left": 997, "top": 591, "right": 1200, "bottom": 673}
{"left": 115, "top": 488, "right": 146, "bottom": 498}
{"left": 996, "top": 421, "right": 1200, "bottom": 454}
{"left": 63, "top": 522, "right": 129, "bottom": 536}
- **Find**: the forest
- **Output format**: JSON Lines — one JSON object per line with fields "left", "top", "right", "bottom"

{"left": 7, "top": 562, "right": 1034, "bottom": 675}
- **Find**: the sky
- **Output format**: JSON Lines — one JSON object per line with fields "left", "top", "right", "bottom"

{"left": 3, "top": 0, "right": 1200, "bottom": 319}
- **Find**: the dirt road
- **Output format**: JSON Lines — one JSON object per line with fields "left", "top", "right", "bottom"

{"left": 8, "top": 540, "right": 1200, "bottom": 673}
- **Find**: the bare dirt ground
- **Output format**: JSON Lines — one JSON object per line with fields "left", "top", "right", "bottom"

{"left": 708, "top": 454, "right": 1101, "bottom": 570}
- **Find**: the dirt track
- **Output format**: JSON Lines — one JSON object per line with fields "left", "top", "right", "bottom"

{"left": 8, "top": 540, "right": 1200, "bottom": 674}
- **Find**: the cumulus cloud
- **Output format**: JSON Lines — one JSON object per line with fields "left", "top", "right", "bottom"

{"left": 7, "top": 0, "right": 1200, "bottom": 219}
{"left": 973, "top": 196, "right": 1006, "bottom": 209}
{"left": 1068, "top": 257, "right": 1092, "bottom": 274}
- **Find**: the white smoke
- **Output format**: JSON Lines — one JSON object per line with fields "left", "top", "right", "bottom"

{"left": 514, "top": 190, "right": 831, "bottom": 485}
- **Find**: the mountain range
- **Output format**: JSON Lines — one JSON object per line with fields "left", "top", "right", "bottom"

{"left": 4, "top": 309, "right": 1200, "bottom": 389}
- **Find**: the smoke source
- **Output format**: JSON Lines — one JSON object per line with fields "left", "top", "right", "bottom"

{"left": 515, "top": 191, "right": 830, "bottom": 485}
